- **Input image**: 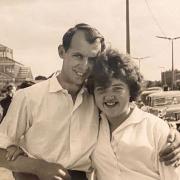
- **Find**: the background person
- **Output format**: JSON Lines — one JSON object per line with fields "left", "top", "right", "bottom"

{"left": 0, "top": 83, "right": 16, "bottom": 123}
{"left": 17, "top": 80, "right": 36, "bottom": 90}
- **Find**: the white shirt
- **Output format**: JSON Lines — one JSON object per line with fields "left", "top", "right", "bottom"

{"left": 0, "top": 76, "right": 99, "bottom": 172}
{"left": 92, "top": 106, "right": 180, "bottom": 180}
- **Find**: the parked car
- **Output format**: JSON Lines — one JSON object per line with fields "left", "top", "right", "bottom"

{"left": 146, "top": 91, "right": 180, "bottom": 131}
{"left": 140, "top": 87, "right": 163, "bottom": 105}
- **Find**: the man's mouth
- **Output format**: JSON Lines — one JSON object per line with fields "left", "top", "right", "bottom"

{"left": 74, "top": 70, "right": 84, "bottom": 77}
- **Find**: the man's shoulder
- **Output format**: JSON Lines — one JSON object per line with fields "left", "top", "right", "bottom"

{"left": 25, "top": 79, "right": 49, "bottom": 92}
{"left": 18, "top": 79, "right": 50, "bottom": 98}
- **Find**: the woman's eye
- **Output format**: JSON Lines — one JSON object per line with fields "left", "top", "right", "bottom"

{"left": 113, "top": 87, "right": 124, "bottom": 91}
{"left": 95, "top": 87, "right": 104, "bottom": 93}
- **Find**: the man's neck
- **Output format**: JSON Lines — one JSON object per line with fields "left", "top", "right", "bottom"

{"left": 57, "top": 73, "right": 82, "bottom": 102}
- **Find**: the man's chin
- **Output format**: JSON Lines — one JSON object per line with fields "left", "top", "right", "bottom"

{"left": 74, "top": 77, "right": 86, "bottom": 85}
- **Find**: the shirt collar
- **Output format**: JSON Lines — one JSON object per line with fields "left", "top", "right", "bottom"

{"left": 49, "top": 76, "right": 63, "bottom": 93}
{"left": 114, "top": 105, "right": 145, "bottom": 133}
{"left": 100, "top": 104, "right": 145, "bottom": 133}
{"left": 48, "top": 75, "right": 86, "bottom": 95}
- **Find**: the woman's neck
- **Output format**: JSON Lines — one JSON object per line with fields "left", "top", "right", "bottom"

{"left": 109, "top": 107, "right": 132, "bottom": 133}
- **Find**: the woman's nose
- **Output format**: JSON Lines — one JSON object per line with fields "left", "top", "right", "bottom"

{"left": 104, "top": 95, "right": 115, "bottom": 101}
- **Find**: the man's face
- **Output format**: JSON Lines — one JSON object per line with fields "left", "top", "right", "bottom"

{"left": 61, "top": 30, "right": 101, "bottom": 86}
{"left": 94, "top": 77, "right": 130, "bottom": 121}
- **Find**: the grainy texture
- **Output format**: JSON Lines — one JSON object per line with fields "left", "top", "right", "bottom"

{"left": 0, "top": 168, "right": 14, "bottom": 180}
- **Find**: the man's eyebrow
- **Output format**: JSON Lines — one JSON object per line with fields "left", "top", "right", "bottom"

{"left": 89, "top": 52, "right": 100, "bottom": 59}
{"left": 72, "top": 52, "right": 83, "bottom": 56}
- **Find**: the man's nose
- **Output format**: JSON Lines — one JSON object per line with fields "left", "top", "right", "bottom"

{"left": 81, "top": 57, "right": 89, "bottom": 70}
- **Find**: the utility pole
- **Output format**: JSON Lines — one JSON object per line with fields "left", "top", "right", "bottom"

{"left": 156, "top": 36, "right": 180, "bottom": 90}
{"left": 126, "top": 0, "right": 130, "bottom": 54}
{"left": 132, "top": 56, "right": 150, "bottom": 72}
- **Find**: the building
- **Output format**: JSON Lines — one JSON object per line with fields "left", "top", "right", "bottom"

{"left": 0, "top": 44, "right": 33, "bottom": 90}
{"left": 161, "top": 69, "right": 180, "bottom": 89}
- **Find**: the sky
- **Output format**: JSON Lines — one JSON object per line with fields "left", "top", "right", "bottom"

{"left": 0, "top": 0, "right": 180, "bottom": 80}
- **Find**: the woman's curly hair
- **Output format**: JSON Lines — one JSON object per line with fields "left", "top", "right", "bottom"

{"left": 87, "top": 48, "right": 144, "bottom": 102}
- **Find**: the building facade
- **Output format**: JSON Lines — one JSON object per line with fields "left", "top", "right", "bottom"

{"left": 0, "top": 44, "right": 33, "bottom": 90}
{"left": 161, "top": 69, "right": 180, "bottom": 89}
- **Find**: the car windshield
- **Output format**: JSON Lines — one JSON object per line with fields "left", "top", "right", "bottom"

{"left": 152, "top": 96, "right": 180, "bottom": 106}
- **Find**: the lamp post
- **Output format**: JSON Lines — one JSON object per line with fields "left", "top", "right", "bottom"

{"left": 156, "top": 36, "right": 180, "bottom": 90}
{"left": 131, "top": 56, "right": 150, "bottom": 72}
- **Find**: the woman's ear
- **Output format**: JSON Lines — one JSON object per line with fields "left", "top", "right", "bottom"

{"left": 58, "top": 45, "right": 65, "bottom": 59}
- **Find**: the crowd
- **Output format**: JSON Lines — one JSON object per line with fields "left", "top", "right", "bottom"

{"left": 0, "top": 23, "right": 179, "bottom": 180}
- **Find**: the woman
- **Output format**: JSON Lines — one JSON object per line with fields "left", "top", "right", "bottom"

{"left": 87, "top": 48, "right": 180, "bottom": 180}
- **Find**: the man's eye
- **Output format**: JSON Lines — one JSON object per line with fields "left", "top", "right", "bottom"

{"left": 88, "top": 57, "right": 96, "bottom": 64}
{"left": 73, "top": 54, "right": 82, "bottom": 59}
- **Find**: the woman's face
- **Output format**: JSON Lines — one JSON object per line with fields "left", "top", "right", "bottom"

{"left": 94, "top": 77, "right": 130, "bottom": 121}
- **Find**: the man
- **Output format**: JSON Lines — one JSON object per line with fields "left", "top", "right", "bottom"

{"left": 0, "top": 23, "right": 105, "bottom": 180}
{"left": 0, "top": 23, "right": 179, "bottom": 180}
{"left": 0, "top": 83, "right": 16, "bottom": 123}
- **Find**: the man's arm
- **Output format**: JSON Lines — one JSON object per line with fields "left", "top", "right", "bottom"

{"left": 159, "top": 129, "right": 180, "bottom": 166}
{"left": 0, "top": 148, "right": 71, "bottom": 180}
{"left": 0, "top": 148, "right": 39, "bottom": 174}
{"left": 155, "top": 121, "right": 180, "bottom": 180}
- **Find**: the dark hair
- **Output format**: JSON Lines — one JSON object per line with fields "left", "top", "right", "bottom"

{"left": 17, "top": 80, "right": 35, "bottom": 89}
{"left": 87, "top": 48, "right": 143, "bottom": 101}
{"left": 62, "top": 23, "right": 105, "bottom": 52}
{"left": 6, "top": 84, "right": 15, "bottom": 91}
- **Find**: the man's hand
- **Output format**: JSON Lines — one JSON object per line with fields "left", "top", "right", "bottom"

{"left": 6, "top": 145, "right": 27, "bottom": 161}
{"left": 159, "top": 128, "right": 180, "bottom": 167}
{"left": 5, "top": 145, "right": 71, "bottom": 180}
{"left": 37, "top": 160, "right": 71, "bottom": 180}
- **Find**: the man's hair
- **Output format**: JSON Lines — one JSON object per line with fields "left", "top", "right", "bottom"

{"left": 87, "top": 48, "right": 143, "bottom": 102}
{"left": 62, "top": 23, "right": 105, "bottom": 52}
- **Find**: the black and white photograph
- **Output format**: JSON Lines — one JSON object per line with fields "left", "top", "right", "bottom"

{"left": 0, "top": 0, "right": 180, "bottom": 180}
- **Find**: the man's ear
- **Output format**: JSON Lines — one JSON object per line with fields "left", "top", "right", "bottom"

{"left": 58, "top": 45, "right": 65, "bottom": 59}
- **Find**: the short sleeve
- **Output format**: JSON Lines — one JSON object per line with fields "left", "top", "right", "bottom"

{"left": 0, "top": 90, "right": 31, "bottom": 148}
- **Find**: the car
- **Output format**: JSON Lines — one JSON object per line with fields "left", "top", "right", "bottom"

{"left": 146, "top": 91, "right": 180, "bottom": 131}
{"left": 145, "top": 87, "right": 163, "bottom": 91}
{"left": 140, "top": 87, "right": 163, "bottom": 105}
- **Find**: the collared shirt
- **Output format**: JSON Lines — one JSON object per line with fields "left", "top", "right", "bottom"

{"left": 92, "top": 105, "right": 180, "bottom": 180}
{"left": 0, "top": 76, "right": 99, "bottom": 172}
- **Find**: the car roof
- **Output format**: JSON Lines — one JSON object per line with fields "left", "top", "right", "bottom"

{"left": 141, "top": 90, "right": 162, "bottom": 95}
{"left": 146, "top": 87, "right": 162, "bottom": 91}
{"left": 148, "top": 91, "right": 180, "bottom": 98}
